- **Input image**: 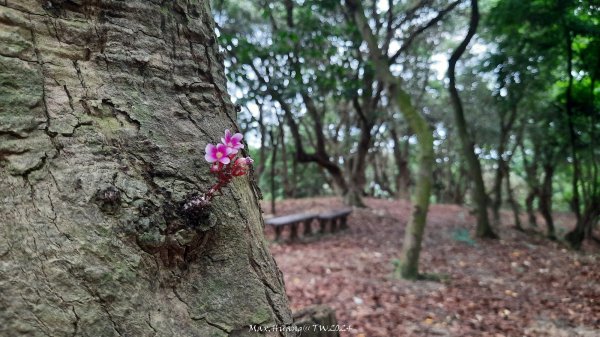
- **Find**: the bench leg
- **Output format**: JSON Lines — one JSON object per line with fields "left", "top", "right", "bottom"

{"left": 274, "top": 226, "right": 283, "bottom": 241}
{"left": 303, "top": 219, "right": 312, "bottom": 236}
{"left": 319, "top": 219, "right": 327, "bottom": 234}
{"left": 340, "top": 216, "right": 348, "bottom": 230}
{"left": 330, "top": 218, "right": 337, "bottom": 233}
{"left": 290, "top": 223, "right": 299, "bottom": 240}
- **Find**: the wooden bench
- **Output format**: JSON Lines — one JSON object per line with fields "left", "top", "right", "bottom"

{"left": 265, "top": 212, "right": 318, "bottom": 240}
{"left": 265, "top": 208, "right": 353, "bottom": 241}
{"left": 318, "top": 208, "right": 352, "bottom": 233}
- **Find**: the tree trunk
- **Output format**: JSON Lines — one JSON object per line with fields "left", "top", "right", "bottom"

{"left": 344, "top": 124, "right": 371, "bottom": 207}
{"left": 0, "top": 1, "right": 293, "bottom": 336}
{"left": 446, "top": 0, "right": 496, "bottom": 239}
{"left": 505, "top": 170, "right": 522, "bottom": 231}
{"left": 521, "top": 143, "right": 539, "bottom": 228}
{"left": 492, "top": 146, "right": 505, "bottom": 225}
{"left": 539, "top": 164, "right": 556, "bottom": 240}
{"left": 580, "top": 203, "right": 600, "bottom": 246}
{"left": 344, "top": 185, "right": 365, "bottom": 208}
{"left": 270, "top": 130, "right": 279, "bottom": 215}
{"left": 394, "top": 89, "right": 434, "bottom": 279}
{"left": 291, "top": 156, "right": 298, "bottom": 198}
{"left": 278, "top": 121, "right": 293, "bottom": 199}
{"left": 525, "top": 189, "right": 538, "bottom": 228}
{"left": 255, "top": 99, "right": 268, "bottom": 178}
{"left": 564, "top": 27, "right": 587, "bottom": 248}
{"left": 346, "top": 0, "right": 435, "bottom": 279}
{"left": 390, "top": 127, "right": 410, "bottom": 200}
{"left": 371, "top": 153, "right": 395, "bottom": 197}
{"left": 452, "top": 164, "right": 468, "bottom": 205}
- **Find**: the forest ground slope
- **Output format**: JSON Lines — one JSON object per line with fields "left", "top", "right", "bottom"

{"left": 263, "top": 197, "right": 600, "bottom": 337}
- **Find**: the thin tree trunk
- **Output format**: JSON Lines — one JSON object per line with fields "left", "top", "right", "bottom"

{"left": 525, "top": 189, "right": 538, "bottom": 228}
{"left": 446, "top": 0, "right": 497, "bottom": 239}
{"left": 0, "top": 1, "right": 293, "bottom": 335}
{"left": 345, "top": 123, "right": 371, "bottom": 207}
{"left": 255, "top": 99, "right": 268, "bottom": 178}
{"left": 372, "top": 154, "right": 395, "bottom": 197}
{"left": 565, "top": 28, "right": 585, "bottom": 248}
{"left": 453, "top": 163, "right": 468, "bottom": 205}
{"left": 539, "top": 164, "right": 556, "bottom": 240}
{"left": 395, "top": 90, "right": 434, "bottom": 279}
{"left": 505, "top": 170, "right": 522, "bottom": 231}
{"left": 346, "top": 0, "right": 435, "bottom": 278}
{"left": 292, "top": 156, "right": 298, "bottom": 198}
{"left": 391, "top": 127, "right": 411, "bottom": 200}
{"left": 581, "top": 203, "right": 600, "bottom": 243}
{"left": 492, "top": 143, "right": 505, "bottom": 225}
{"left": 521, "top": 143, "right": 539, "bottom": 228}
{"left": 270, "top": 130, "right": 279, "bottom": 215}
{"left": 279, "top": 121, "right": 293, "bottom": 198}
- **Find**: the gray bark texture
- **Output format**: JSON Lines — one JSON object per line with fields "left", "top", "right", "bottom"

{"left": 0, "top": 1, "right": 294, "bottom": 336}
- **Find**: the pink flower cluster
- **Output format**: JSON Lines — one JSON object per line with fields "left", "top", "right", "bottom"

{"left": 203, "top": 129, "right": 253, "bottom": 200}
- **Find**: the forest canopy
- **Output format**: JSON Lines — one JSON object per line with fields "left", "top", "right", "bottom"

{"left": 213, "top": 0, "right": 600, "bottom": 250}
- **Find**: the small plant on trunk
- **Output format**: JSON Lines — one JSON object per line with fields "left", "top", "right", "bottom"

{"left": 181, "top": 129, "right": 253, "bottom": 227}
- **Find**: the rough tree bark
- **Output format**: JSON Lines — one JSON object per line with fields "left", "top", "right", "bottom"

{"left": 0, "top": 1, "right": 293, "bottom": 336}
{"left": 447, "top": 0, "right": 497, "bottom": 239}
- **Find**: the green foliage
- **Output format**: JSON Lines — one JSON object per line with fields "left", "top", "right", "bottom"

{"left": 214, "top": 0, "right": 598, "bottom": 242}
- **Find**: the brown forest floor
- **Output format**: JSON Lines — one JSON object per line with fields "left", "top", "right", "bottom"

{"left": 262, "top": 197, "right": 600, "bottom": 337}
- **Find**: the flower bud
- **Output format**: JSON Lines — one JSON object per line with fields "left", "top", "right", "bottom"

{"left": 210, "top": 162, "right": 221, "bottom": 173}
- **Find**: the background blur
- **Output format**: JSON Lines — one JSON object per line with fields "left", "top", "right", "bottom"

{"left": 210, "top": 0, "right": 600, "bottom": 335}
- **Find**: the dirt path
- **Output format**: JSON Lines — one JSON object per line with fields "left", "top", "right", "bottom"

{"left": 264, "top": 197, "right": 600, "bottom": 337}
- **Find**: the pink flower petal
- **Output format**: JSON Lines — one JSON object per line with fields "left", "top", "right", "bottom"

{"left": 216, "top": 143, "right": 229, "bottom": 153}
{"left": 205, "top": 144, "right": 217, "bottom": 163}
{"left": 231, "top": 133, "right": 243, "bottom": 142}
{"left": 222, "top": 129, "right": 232, "bottom": 144}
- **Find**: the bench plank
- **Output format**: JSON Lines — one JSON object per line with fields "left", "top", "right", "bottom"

{"left": 265, "top": 208, "right": 352, "bottom": 240}
{"left": 265, "top": 213, "right": 318, "bottom": 226}
{"left": 318, "top": 208, "right": 352, "bottom": 220}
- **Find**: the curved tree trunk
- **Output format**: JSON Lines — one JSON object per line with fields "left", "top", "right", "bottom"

{"left": 447, "top": 0, "right": 497, "bottom": 239}
{"left": 346, "top": 0, "right": 434, "bottom": 279}
{"left": 393, "top": 89, "right": 434, "bottom": 279}
{"left": 0, "top": 1, "right": 293, "bottom": 336}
